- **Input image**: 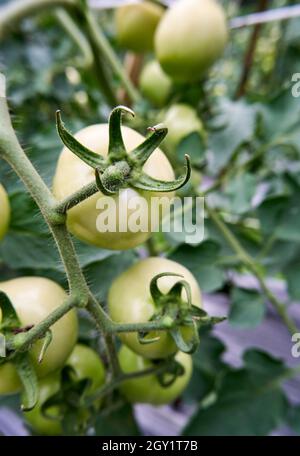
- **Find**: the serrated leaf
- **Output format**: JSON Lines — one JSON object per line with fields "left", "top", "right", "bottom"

{"left": 229, "top": 288, "right": 266, "bottom": 328}
{"left": 94, "top": 403, "right": 140, "bottom": 436}
{"left": 184, "top": 350, "right": 289, "bottom": 436}
{"left": 169, "top": 241, "right": 225, "bottom": 292}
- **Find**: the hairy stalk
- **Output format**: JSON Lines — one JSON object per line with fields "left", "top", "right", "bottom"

{"left": 85, "top": 362, "right": 171, "bottom": 406}
{"left": 9, "top": 297, "right": 79, "bottom": 353}
{"left": 205, "top": 203, "right": 298, "bottom": 335}
{"left": 55, "top": 181, "right": 99, "bottom": 214}
{"left": 0, "top": 76, "right": 118, "bottom": 374}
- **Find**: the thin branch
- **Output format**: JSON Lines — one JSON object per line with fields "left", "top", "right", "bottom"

{"left": 9, "top": 296, "right": 79, "bottom": 354}
{"left": 205, "top": 204, "right": 298, "bottom": 335}
{"left": 55, "top": 181, "right": 99, "bottom": 214}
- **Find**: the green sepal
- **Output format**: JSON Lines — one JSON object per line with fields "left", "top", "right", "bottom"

{"left": 108, "top": 106, "right": 134, "bottom": 160}
{"left": 131, "top": 124, "right": 168, "bottom": 166}
{"left": 149, "top": 272, "right": 183, "bottom": 304}
{"left": 170, "top": 321, "right": 199, "bottom": 354}
{"left": 137, "top": 331, "right": 161, "bottom": 345}
{"left": 56, "top": 110, "right": 106, "bottom": 170}
{"left": 169, "top": 279, "right": 192, "bottom": 307}
{"left": 38, "top": 330, "right": 53, "bottom": 364}
{"left": 14, "top": 353, "right": 39, "bottom": 411}
{"left": 95, "top": 168, "right": 116, "bottom": 196}
{"left": 0, "top": 291, "right": 20, "bottom": 331}
{"left": 132, "top": 155, "right": 191, "bottom": 192}
{"left": 157, "top": 358, "right": 185, "bottom": 388}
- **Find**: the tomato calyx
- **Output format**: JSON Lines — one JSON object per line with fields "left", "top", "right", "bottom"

{"left": 56, "top": 105, "right": 191, "bottom": 196}
{"left": 0, "top": 291, "right": 39, "bottom": 411}
{"left": 138, "top": 272, "right": 226, "bottom": 354}
{"left": 41, "top": 366, "right": 95, "bottom": 435}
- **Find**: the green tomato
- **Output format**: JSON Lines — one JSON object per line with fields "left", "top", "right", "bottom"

{"left": 139, "top": 60, "right": 172, "bottom": 107}
{"left": 108, "top": 257, "right": 202, "bottom": 360}
{"left": 66, "top": 343, "right": 106, "bottom": 395}
{"left": 119, "top": 346, "right": 192, "bottom": 405}
{"left": 24, "top": 345, "right": 106, "bottom": 436}
{"left": 162, "top": 103, "right": 204, "bottom": 151}
{"left": 53, "top": 124, "right": 174, "bottom": 250}
{"left": 115, "top": 1, "right": 164, "bottom": 53}
{"left": 0, "top": 277, "right": 78, "bottom": 394}
{"left": 0, "top": 184, "right": 10, "bottom": 240}
{"left": 155, "top": 0, "right": 228, "bottom": 82}
{"left": 23, "top": 373, "right": 62, "bottom": 436}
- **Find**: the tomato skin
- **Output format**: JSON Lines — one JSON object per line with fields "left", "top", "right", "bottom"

{"left": 162, "top": 103, "right": 204, "bottom": 151}
{"left": 115, "top": 2, "right": 164, "bottom": 53}
{"left": 0, "top": 277, "right": 78, "bottom": 394}
{"left": 53, "top": 125, "right": 174, "bottom": 250}
{"left": 0, "top": 184, "right": 10, "bottom": 241}
{"left": 24, "top": 345, "right": 106, "bottom": 436}
{"left": 139, "top": 60, "right": 172, "bottom": 107}
{"left": 108, "top": 257, "right": 202, "bottom": 359}
{"left": 23, "top": 373, "right": 62, "bottom": 436}
{"left": 155, "top": 0, "right": 228, "bottom": 82}
{"left": 119, "top": 346, "right": 192, "bottom": 405}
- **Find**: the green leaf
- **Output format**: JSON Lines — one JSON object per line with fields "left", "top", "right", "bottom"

{"left": 229, "top": 288, "right": 266, "bottom": 328}
{"left": 209, "top": 99, "right": 257, "bottom": 172}
{"left": 94, "top": 403, "right": 140, "bottom": 436}
{"left": 224, "top": 173, "right": 257, "bottom": 215}
{"left": 287, "top": 405, "right": 300, "bottom": 435}
{"left": 176, "top": 132, "right": 206, "bottom": 166}
{"left": 184, "top": 331, "right": 227, "bottom": 402}
{"left": 169, "top": 240, "right": 225, "bottom": 292}
{"left": 184, "top": 350, "right": 289, "bottom": 436}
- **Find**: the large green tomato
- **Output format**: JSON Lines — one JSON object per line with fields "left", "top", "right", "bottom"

{"left": 139, "top": 60, "right": 172, "bottom": 107}
{"left": 0, "top": 277, "right": 78, "bottom": 394}
{"left": 108, "top": 257, "right": 202, "bottom": 359}
{"left": 162, "top": 103, "right": 204, "bottom": 151}
{"left": 24, "top": 345, "right": 106, "bottom": 436}
{"left": 119, "top": 346, "right": 192, "bottom": 405}
{"left": 115, "top": 1, "right": 164, "bottom": 53}
{"left": 155, "top": 0, "right": 228, "bottom": 82}
{"left": 0, "top": 184, "right": 10, "bottom": 240}
{"left": 53, "top": 125, "right": 174, "bottom": 250}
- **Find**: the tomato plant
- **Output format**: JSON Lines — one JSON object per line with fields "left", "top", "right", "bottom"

{"left": 119, "top": 345, "right": 192, "bottom": 405}
{"left": 0, "top": 184, "right": 10, "bottom": 241}
{"left": 0, "top": 0, "right": 299, "bottom": 438}
{"left": 115, "top": 1, "right": 164, "bottom": 53}
{"left": 108, "top": 257, "right": 202, "bottom": 359}
{"left": 155, "top": 0, "right": 228, "bottom": 82}
{"left": 0, "top": 277, "right": 78, "bottom": 394}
